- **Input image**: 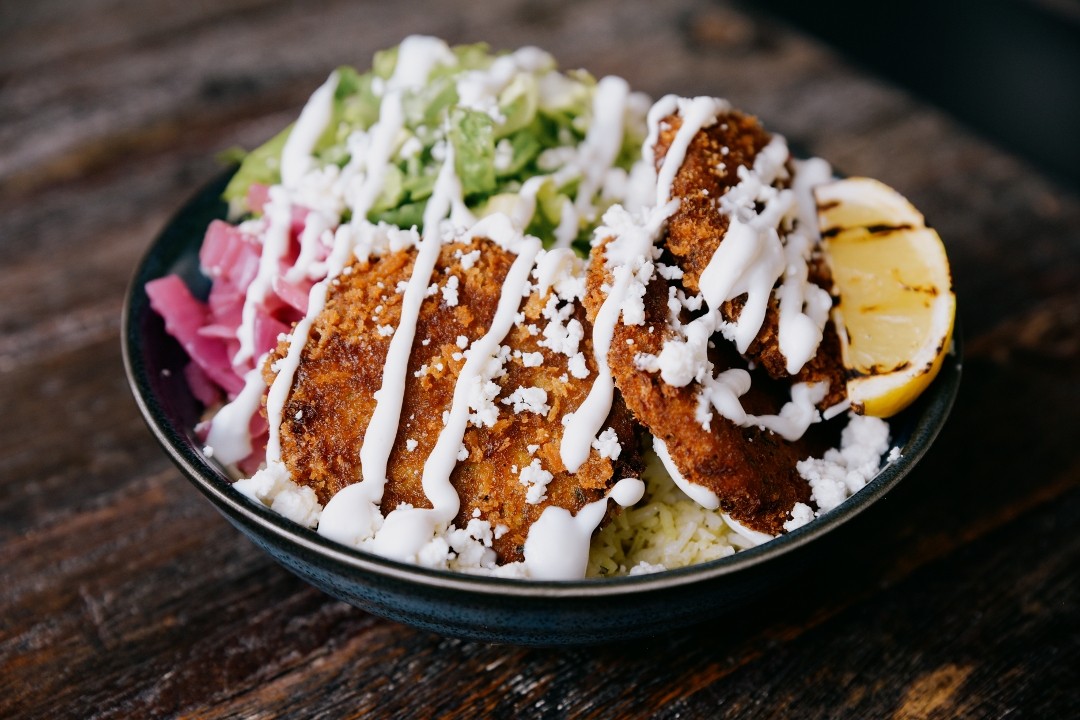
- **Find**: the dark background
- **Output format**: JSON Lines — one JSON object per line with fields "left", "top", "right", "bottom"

{"left": 755, "top": 0, "right": 1080, "bottom": 189}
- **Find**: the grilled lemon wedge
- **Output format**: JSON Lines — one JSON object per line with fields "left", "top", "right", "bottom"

{"left": 816, "top": 177, "right": 956, "bottom": 417}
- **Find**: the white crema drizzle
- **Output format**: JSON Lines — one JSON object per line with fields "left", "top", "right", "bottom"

{"left": 208, "top": 37, "right": 851, "bottom": 574}
{"left": 688, "top": 133, "right": 833, "bottom": 442}
{"left": 560, "top": 96, "right": 723, "bottom": 473}
{"left": 574, "top": 93, "right": 840, "bottom": 513}
{"left": 573, "top": 76, "right": 630, "bottom": 223}
{"left": 233, "top": 72, "right": 340, "bottom": 368}
{"left": 523, "top": 476, "right": 645, "bottom": 580}
{"left": 209, "top": 37, "right": 648, "bottom": 576}
{"left": 368, "top": 216, "right": 541, "bottom": 562}
{"left": 356, "top": 146, "right": 462, "bottom": 509}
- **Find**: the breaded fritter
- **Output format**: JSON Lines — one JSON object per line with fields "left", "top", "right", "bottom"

{"left": 654, "top": 110, "right": 773, "bottom": 293}
{"left": 585, "top": 241, "right": 813, "bottom": 535}
{"left": 266, "top": 236, "right": 640, "bottom": 563}
{"left": 654, "top": 109, "right": 846, "bottom": 406}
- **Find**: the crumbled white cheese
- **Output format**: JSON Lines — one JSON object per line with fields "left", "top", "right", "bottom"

{"left": 567, "top": 352, "right": 589, "bottom": 379}
{"left": 377, "top": 324, "right": 395, "bottom": 337}
{"left": 797, "top": 415, "right": 891, "bottom": 513}
{"left": 467, "top": 345, "right": 511, "bottom": 427}
{"left": 520, "top": 351, "right": 544, "bottom": 367}
{"left": 441, "top": 275, "right": 460, "bottom": 306}
{"left": 619, "top": 260, "right": 652, "bottom": 325}
{"left": 633, "top": 352, "right": 660, "bottom": 373}
{"left": 233, "top": 460, "right": 322, "bottom": 529}
{"left": 406, "top": 438, "right": 419, "bottom": 451}
{"left": 458, "top": 248, "right": 481, "bottom": 270}
{"left": 656, "top": 263, "right": 684, "bottom": 280}
{"left": 519, "top": 459, "right": 554, "bottom": 505}
{"left": 783, "top": 502, "right": 815, "bottom": 532}
{"left": 538, "top": 303, "right": 584, "bottom": 357}
{"left": 502, "top": 386, "right": 550, "bottom": 415}
{"left": 591, "top": 427, "right": 622, "bottom": 460}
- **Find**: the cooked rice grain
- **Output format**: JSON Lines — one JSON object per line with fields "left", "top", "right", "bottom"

{"left": 587, "top": 445, "right": 738, "bottom": 577}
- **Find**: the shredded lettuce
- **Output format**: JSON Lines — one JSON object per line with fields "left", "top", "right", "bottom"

{"left": 449, "top": 108, "right": 497, "bottom": 198}
{"left": 222, "top": 40, "right": 647, "bottom": 251}
{"left": 222, "top": 125, "right": 290, "bottom": 204}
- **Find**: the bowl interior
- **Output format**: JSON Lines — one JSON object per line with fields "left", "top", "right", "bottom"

{"left": 123, "top": 169, "right": 963, "bottom": 601}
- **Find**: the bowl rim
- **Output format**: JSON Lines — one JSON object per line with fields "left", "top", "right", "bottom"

{"left": 122, "top": 169, "right": 962, "bottom": 600}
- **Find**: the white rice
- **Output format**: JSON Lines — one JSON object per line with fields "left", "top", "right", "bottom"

{"left": 586, "top": 414, "right": 893, "bottom": 577}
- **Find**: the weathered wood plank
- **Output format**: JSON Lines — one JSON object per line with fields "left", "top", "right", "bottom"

{"left": 1, "top": 0, "right": 1076, "bottom": 717}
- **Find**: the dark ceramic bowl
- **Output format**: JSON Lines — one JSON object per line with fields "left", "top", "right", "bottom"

{"left": 123, "top": 170, "right": 962, "bottom": 645}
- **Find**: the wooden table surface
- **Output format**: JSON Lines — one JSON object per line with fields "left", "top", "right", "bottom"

{"left": 2, "top": 1, "right": 1077, "bottom": 717}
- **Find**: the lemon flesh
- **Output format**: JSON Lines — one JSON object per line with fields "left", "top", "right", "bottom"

{"left": 816, "top": 178, "right": 956, "bottom": 417}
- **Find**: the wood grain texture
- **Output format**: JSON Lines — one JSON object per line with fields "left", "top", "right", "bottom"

{"left": 1, "top": 0, "right": 1077, "bottom": 717}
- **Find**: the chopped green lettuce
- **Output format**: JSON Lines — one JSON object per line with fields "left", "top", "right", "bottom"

{"left": 222, "top": 39, "right": 647, "bottom": 252}
{"left": 449, "top": 108, "right": 496, "bottom": 198}
{"left": 222, "top": 124, "right": 291, "bottom": 205}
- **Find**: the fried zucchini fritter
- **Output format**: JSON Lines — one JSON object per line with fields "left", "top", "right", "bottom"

{"left": 266, "top": 237, "right": 640, "bottom": 562}
{"left": 654, "top": 109, "right": 845, "bottom": 405}
{"left": 584, "top": 242, "right": 813, "bottom": 535}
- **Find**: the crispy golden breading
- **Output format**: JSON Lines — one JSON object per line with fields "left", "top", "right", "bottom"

{"left": 655, "top": 110, "right": 846, "bottom": 407}
{"left": 584, "top": 243, "right": 814, "bottom": 535}
{"left": 265, "top": 237, "right": 640, "bottom": 563}
{"left": 654, "top": 110, "right": 773, "bottom": 293}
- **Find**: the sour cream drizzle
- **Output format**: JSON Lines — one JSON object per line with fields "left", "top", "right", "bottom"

{"left": 523, "top": 476, "right": 644, "bottom": 579}
{"left": 568, "top": 94, "right": 840, "bottom": 510}
{"left": 267, "top": 38, "right": 461, "bottom": 474}
{"left": 558, "top": 203, "right": 672, "bottom": 473}
{"left": 574, "top": 76, "right": 630, "bottom": 222}
{"left": 358, "top": 148, "right": 461, "bottom": 499}
{"left": 233, "top": 187, "right": 293, "bottom": 367}
{"left": 373, "top": 218, "right": 542, "bottom": 561}
{"left": 652, "top": 436, "right": 719, "bottom": 510}
{"left": 652, "top": 96, "right": 730, "bottom": 206}
{"left": 205, "top": 365, "right": 267, "bottom": 464}
{"left": 778, "top": 157, "right": 834, "bottom": 373}
{"left": 211, "top": 38, "right": 851, "bottom": 574}
{"left": 281, "top": 71, "right": 340, "bottom": 189}
{"left": 233, "top": 71, "right": 341, "bottom": 368}
{"left": 692, "top": 137, "right": 834, "bottom": 441}
{"left": 560, "top": 96, "right": 724, "bottom": 473}
{"left": 265, "top": 90, "right": 408, "bottom": 465}
{"left": 386, "top": 35, "right": 456, "bottom": 91}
